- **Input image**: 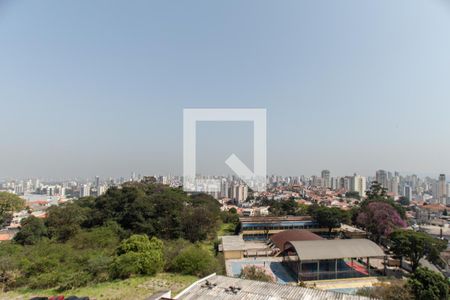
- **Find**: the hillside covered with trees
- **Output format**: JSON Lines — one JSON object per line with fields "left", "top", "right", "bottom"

{"left": 0, "top": 182, "right": 230, "bottom": 292}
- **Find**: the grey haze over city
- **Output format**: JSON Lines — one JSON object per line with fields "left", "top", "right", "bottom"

{"left": 1, "top": 0, "right": 450, "bottom": 179}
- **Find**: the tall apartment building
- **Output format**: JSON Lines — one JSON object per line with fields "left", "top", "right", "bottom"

{"left": 321, "top": 170, "right": 331, "bottom": 189}
{"left": 375, "top": 170, "right": 389, "bottom": 189}
{"left": 80, "top": 184, "right": 91, "bottom": 198}
{"left": 388, "top": 176, "right": 399, "bottom": 196}
{"left": 232, "top": 184, "right": 248, "bottom": 205}
{"left": 403, "top": 185, "right": 412, "bottom": 200}
{"left": 351, "top": 174, "right": 367, "bottom": 197}
{"left": 438, "top": 174, "right": 447, "bottom": 204}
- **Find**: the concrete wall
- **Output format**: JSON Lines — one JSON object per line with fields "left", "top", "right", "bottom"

{"left": 224, "top": 250, "right": 244, "bottom": 259}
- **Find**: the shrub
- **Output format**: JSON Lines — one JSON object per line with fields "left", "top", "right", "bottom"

{"left": 27, "top": 271, "right": 62, "bottom": 289}
{"left": 163, "top": 239, "right": 191, "bottom": 271}
{"left": 356, "top": 281, "right": 413, "bottom": 300}
{"left": 68, "top": 225, "right": 120, "bottom": 251}
{"left": 171, "top": 244, "right": 219, "bottom": 277}
{"left": 0, "top": 256, "right": 21, "bottom": 291}
{"left": 110, "top": 252, "right": 142, "bottom": 279}
{"left": 111, "top": 234, "right": 164, "bottom": 279}
{"left": 239, "top": 265, "right": 274, "bottom": 283}
{"left": 84, "top": 255, "right": 113, "bottom": 282}
{"left": 57, "top": 271, "right": 92, "bottom": 291}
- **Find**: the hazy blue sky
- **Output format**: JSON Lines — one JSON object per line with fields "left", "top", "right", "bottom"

{"left": 1, "top": 0, "right": 450, "bottom": 179}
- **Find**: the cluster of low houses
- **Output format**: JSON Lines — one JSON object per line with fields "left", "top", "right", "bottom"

{"left": 0, "top": 194, "right": 67, "bottom": 242}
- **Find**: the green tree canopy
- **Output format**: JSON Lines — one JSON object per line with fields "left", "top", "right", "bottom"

{"left": 14, "top": 216, "right": 47, "bottom": 245}
{"left": 182, "top": 206, "right": 218, "bottom": 242}
{"left": 345, "top": 191, "right": 361, "bottom": 200}
{"left": 0, "top": 192, "right": 25, "bottom": 225}
{"left": 267, "top": 198, "right": 304, "bottom": 216}
{"left": 309, "top": 205, "right": 348, "bottom": 234}
{"left": 79, "top": 183, "right": 220, "bottom": 242}
{"left": 390, "top": 230, "right": 447, "bottom": 272}
{"left": 399, "top": 196, "right": 410, "bottom": 206}
{"left": 170, "top": 244, "right": 219, "bottom": 277}
{"left": 407, "top": 267, "right": 449, "bottom": 300}
{"left": 46, "top": 202, "right": 89, "bottom": 242}
{"left": 111, "top": 234, "right": 164, "bottom": 278}
{"left": 361, "top": 182, "right": 406, "bottom": 218}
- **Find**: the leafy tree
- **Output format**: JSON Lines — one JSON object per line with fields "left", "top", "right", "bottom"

{"left": 162, "top": 239, "right": 192, "bottom": 271}
{"left": 345, "top": 191, "right": 361, "bottom": 200}
{"left": 182, "top": 206, "right": 218, "bottom": 242}
{"left": 390, "top": 230, "right": 447, "bottom": 272}
{"left": 365, "top": 181, "right": 388, "bottom": 199}
{"left": 0, "top": 192, "right": 25, "bottom": 225}
{"left": 407, "top": 267, "right": 449, "bottom": 300}
{"left": 220, "top": 210, "right": 239, "bottom": 225}
{"left": 14, "top": 216, "right": 47, "bottom": 245}
{"left": 399, "top": 196, "right": 410, "bottom": 206}
{"left": 67, "top": 223, "right": 121, "bottom": 251}
{"left": 356, "top": 202, "right": 406, "bottom": 242}
{"left": 297, "top": 203, "right": 309, "bottom": 216}
{"left": 309, "top": 206, "right": 347, "bottom": 235}
{"left": 110, "top": 252, "right": 143, "bottom": 279}
{"left": 111, "top": 234, "right": 164, "bottom": 278}
{"left": 189, "top": 193, "right": 221, "bottom": 214}
{"left": 240, "top": 265, "right": 274, "bottom": 282}
{"left": 268, "top": 198, "right": 303, "bottom": 216}
{"left": 84, "top": 255, "right": 113, "bottom": 282}
{"left": 171, "top": 244, "right": 219, "bottom": 277}
{"left": 361, "top": 182, "right": 406, "bottom": 218}
{"left": 78, "top": 183, "right": 222, "bottom": 242}
{"left": 46, "top": 202, "right": 89, "bottom": 242}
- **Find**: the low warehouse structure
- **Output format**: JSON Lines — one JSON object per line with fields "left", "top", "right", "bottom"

{"left": 239, "top": 216, "right": 322, "bottom": 240}
{"left": 282, "top": 239, "right": 386, "bottom": 281}
{"left": 221, "top": 236, "right": 246, "bottom": 259}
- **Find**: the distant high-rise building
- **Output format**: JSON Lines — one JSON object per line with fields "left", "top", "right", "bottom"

{"left": 221, "top": 180, "right": 229, "bottom": 198}
{"left": 438, "top": 174, "right": 447, "bottom": 204}
{"left": 331, "top": 177, "right": 341, "bottom": 190}
{"left": 60, "top": 187, "right": 66, "bottom": 197}
{"left": 351, "top": 175, "right": 366, "bottom": 197}
{"left": 95, "top": 176, "right": 100, "bottom": 190}
{"left": 97, "top": 185, "right": 107, "bottom": 196}
{"left": 403, "top": 185, "right": 412, "bottom": 201}
{"left": 321, "top": 170, "right": 331, "bottom": 188}
{"left": 389, "top": 176, "right": 399, "bottom": 196}
{"left": 375, "top": 170, "right": 389, "bottom": 189}
{"left": 80, "top": 184, "right": 90, "bottom": 197}
{"left": 232, "top": 184, "right": 248, "bottom": 205}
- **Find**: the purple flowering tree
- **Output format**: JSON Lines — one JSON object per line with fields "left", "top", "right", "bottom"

{"left": 357, "top": 202, "right": 406, "bottom": 242}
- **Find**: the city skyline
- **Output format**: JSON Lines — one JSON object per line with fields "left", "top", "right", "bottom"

{"left": 2, "top": 1, "right": 450, "bottom": 178}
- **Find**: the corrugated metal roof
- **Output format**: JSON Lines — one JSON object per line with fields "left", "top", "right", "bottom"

{"left": 175, "top": 274, "right": 371, "bottom": 300}
{"left": 286, "top": 239, "right": 385, "bottom": 261}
